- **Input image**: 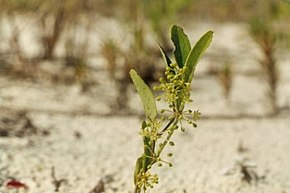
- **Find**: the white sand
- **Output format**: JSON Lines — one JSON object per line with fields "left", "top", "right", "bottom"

{"left": 0, "top": 19, "right": 290, "bottom": 193}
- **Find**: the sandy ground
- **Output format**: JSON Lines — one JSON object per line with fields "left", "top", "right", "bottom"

{"left": 0, "top": 20, "right": 290, "bottom": 193}
{"left": 1, "top": 114, "right": 290, "bottom": 193}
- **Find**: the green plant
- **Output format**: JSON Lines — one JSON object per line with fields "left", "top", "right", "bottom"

{"left": 130, "top": 25, "right": 213, "bottom": 193}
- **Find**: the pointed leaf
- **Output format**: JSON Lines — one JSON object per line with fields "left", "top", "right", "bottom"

{"left": 184, "top": 31, "right": 213, "bottom": 82}
{"left": 134, "top": 156, "right": 143, "bottom": 185}
{"left": 171, "top": 25, "right": 191, "bottom": 68}
{"left": 158, "top": 43, "right": 172, "bottom": 67}
{"left": 130, "top": 70, "right": 157, "bottom": 120}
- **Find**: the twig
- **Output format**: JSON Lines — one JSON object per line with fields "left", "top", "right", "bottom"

{"left": 51, "top": 167, "right": 67, "bottom": 192}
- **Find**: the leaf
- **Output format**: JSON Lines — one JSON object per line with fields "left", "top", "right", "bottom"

{"left": 170, "top": 25, "right": 191, "bottom": 68}
{"left": 130, "top": 70, "right": 158, "bottom": 120}
{"left": 134, "top": 156, "right": 143, "bottom": 185}
{"left": 184, "top": 31, "right": 213, "bottom": 82}
{"left": 158, "top": 43, "right": 172, "bottom": 67}
{"left": 143, "top": 136, "right": 155, "bottom": 171}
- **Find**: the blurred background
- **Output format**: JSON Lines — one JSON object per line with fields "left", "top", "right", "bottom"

{"left": 0, "top": 0, "right": 290, "bottom": 120}
{"left": 1, "top": 1, "right": 290, "bottom": 193}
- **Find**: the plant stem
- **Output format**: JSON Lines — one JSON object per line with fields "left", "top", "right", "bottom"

{"left": 161, "top": 117, "right": 175, "bottom": 132}
{"left": 134, "top": 186, "right": 141, "bottom": 193}
{"left": 157, "top": 118, "right": 178, "bottom": 157}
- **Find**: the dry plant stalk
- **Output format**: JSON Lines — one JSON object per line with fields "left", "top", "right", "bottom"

{"left": 218, "top": 61, "right": 233, "bottom": 104}
{"left": 250, "top": 18, "right": 279, "bottom": 114}
{"left": 51, "top": 167, "right": 67, "bottom": 192}
{"left": 100, "top": 39, "right": 132, "bottom": 112}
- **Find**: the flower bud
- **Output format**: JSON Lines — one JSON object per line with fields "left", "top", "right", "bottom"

{"left": 169, "top": 141, "right": 175, "bottom": 146}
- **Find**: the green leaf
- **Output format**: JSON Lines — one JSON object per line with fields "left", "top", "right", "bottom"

{"left": 170, "top": 25, "right": 191, "bottom": 68}
{"left": 143, "top": 136, "right": 154, "bottom": 171}
{"left": 130, "top": 70, "right": 158, "bottom": 120}
{"left": 184, "top": 31, "right": 213, "bottom": 82}
{"left": 158, "top": 43, "right": 172, "bottom": 67}
{"left": 134, "top": 156, "right": 143, "bottom": 185}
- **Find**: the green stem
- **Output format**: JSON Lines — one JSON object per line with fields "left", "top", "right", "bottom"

{"left": 134, "top": 186, "right": 141, "bottom": 193}
{"left": 157, "top": 118, "right": 178, "bottom": 157}
{"left": 161, "top": 117, "right": 175, "bottom": 132}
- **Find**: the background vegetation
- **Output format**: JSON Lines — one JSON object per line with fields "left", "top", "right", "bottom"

{"left": 0, "top": 1, "right": 290, "bottom": 192}
{"left": 0, "top": 0, "right": 289, "bottom": 115}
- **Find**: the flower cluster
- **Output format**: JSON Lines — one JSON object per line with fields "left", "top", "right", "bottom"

{"left": 155, "top": 62, "right": 201, "bottom": 132}
{"left": 176, "top": 109, "right": 201, "bottom": 131}
{"left": 155, "top": 63, "right": 191, "bottom": 110}
{"left": 139, "top": 119, "right": 163, "bottom": 142}
{"left": 136, "top": 171, "right": 159, "bottom": 192}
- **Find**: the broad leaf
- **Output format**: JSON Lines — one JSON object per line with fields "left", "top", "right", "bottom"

{"left": 171, "top": 25, "right": 191, "bottom": 68}
{"left": 130, "top": 70, "right": 157, "bottom": 120}
{"left": 184, "top": 31, "right": 213, "bottom": 82}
